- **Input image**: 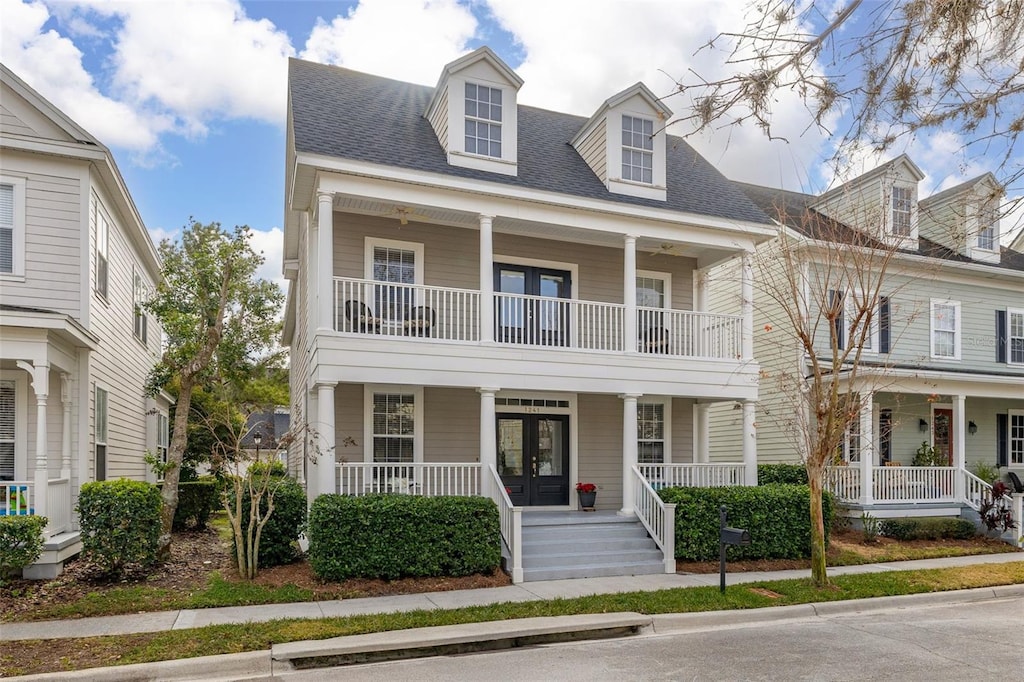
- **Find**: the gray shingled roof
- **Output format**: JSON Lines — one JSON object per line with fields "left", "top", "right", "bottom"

{"left": 289, "top": 58, "right": 772, "bottom": 226}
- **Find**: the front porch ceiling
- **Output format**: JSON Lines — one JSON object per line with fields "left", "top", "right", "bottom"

{"left": 837, "top": 368, "right": 1024, "bottom": 401}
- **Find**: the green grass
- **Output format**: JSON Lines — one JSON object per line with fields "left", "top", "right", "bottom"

{"left": 4, "top": 561, "right": 1021, "bottom": 677}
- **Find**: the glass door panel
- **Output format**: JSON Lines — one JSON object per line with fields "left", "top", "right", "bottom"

{"left": 497, "top": 413, "right": 569, "bottom": 506}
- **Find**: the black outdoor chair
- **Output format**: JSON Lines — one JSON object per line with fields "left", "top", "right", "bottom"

{"left": 1007, "top": 471, "right": 1024, "bottom": 494}
{"left": 403, "top": 305, "right": 437, "bottom": 337}
{"left": 344, "top": 300, "right": 381, "bottom": 333}
{"left": 640, "top": 326, "right": 669, "bottom": 354}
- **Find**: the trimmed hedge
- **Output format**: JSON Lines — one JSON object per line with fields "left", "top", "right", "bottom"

{"left": 309, "top": 494, "right": 501, "bottom": 581}
{"left": 659, "top": 484, "right": 833, "bottom": 561}
{"left": 757, "top": 464, "right": 808, "bottom": 485}
{"left": 0, "top": 515, "right": 47, "bottom": 578}
{"left": 880, "top": 517, "right": 976, "bottom": 541}
{"left": 234, "top": 476, "right": 307, "bottom": 568}
{"left": 172, "top": 478, "right": 220, "bottom": 530}
{"left": 78, "top": 479, "right": 161, "bottom": 576}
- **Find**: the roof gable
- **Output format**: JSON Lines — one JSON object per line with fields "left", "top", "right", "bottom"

{"left": 0, "top": 64, "right": 100, "bottom": 146}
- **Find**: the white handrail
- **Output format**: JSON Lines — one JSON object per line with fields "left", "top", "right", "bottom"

{"left": 335, "top": 463, "right": 480, "bottom": 496}
{"left": 961, "top": 470, "right": 990, "bottom": 511}
{"left": 488, "top": 465, "right": 522, "bottom": 583}
{"left": 1012, "top": 494, "right": 1023, "bottom": 548}
{"left": 631, "top": 465, "right": 676, "bottom": 574}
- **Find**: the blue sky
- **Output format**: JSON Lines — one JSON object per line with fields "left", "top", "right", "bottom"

{"left": 2, "top": 0, "right": 1022, "bottom": 287}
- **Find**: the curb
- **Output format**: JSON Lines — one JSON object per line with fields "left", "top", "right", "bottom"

{"left": 12, "top": 651, "right": 272, "bottom": 682}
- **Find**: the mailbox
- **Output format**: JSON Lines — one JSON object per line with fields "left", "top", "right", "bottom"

{"left": 720, "top": 526, "right": 751, "bottom": 546}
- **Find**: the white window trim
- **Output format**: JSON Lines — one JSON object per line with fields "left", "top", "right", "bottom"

{"left": 1007, "top": 308, "right": 1024, "bottom": 366}
{"left": 463, "top": 82, "right": 503, "bottom": 160}
{"left": 95, "top": 384, "right": 109, "bottom": 481}
{"left": 362, "top": 385, "right": 424, "bottom": 464}
{"left": 364, "top": 237, "right": 424, "bottom": 284}
{"left": 636, "top": 270, "right": 672, "bottom": 308}
{"left": 975, "top": 198, "right": 999, "bottom": 252}
{"left": 133, "top": 264, "right": 149, "bottom": 345}
{"left": 1009, "top": 409, "right": 1024, "bottom": 466}
{"left": 156, "top": 411, "right": 169, "bottom": 481}
{"left": 0, "top": 175, "right": 27, "bottom": 279}
{"left": 638, "top": 397, "right": 672, "bottom": 464}
{"left": 447, "top": 75, "right": 518, "bottom": 176}
{"left": 94, "top": 203, "right": 110, "bottom": 302}
{"left": 493, "top": 254, "right": 580, "bottom": 301}
{"left": 929, "top": 299, "right": 961, "bottom": 360}
{"left": 621, "top": 114, "right": 654, "bottom": 185}
{"left": 0, "top": 371, "right": 28, "bottom": 480}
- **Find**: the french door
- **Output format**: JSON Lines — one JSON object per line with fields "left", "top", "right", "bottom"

{"left": 494, "top": 264, "right": 571, "bottom": 346}
{"left": 933, "top": 408, "right": 953, "bottom": 466}
{"left": 497, "top": 414, "right": 570, "bottom": 506}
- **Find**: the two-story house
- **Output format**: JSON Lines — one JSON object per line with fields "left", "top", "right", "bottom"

{"left": 708, "top": 155, "right": 1024, "bottom": 537}
{"left": 0, "top": 64, "right": 170, "bottom": 577}
{"left": 282, "top": 48, "right": 777, "bottom": 581}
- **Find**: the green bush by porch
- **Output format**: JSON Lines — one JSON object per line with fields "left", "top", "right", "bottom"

{"left": 879, "top": 517, "right": 976, "bottom": 541}
{"left": 757, "top": 464, "right": 808, "bottom": 485}
{"left": 0, "top": 516, "right": 47, "bottom": 579}
{"left": 307, "top": 494, "right": 501, "bottom": 581}
{"left": 659, "top": 484, "right": 833, "bottom": 561}
{"left": 78, "top": 479, "right": 161, "bottom": 576}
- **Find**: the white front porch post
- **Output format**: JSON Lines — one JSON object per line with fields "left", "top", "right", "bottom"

{"left": 742, "top": 400, "right": 757, "bottom": 485}
{"left": 316, "top": 383, "right": 337, "bottom": 499}
{"left": 479, "top": 215, "right": 495, "bottom": 344}
{"left": 17, "top": 361, "right": 49, "bottom": 524}
{"left": 60, "top": 373, "right": 72, "bottom": 480}
{"left": 620, "top": 393, "right": 640, "bottom": 514}
{"left": 624, "top": 235, "right": 637, "bottom": 353}
{"left": 316, "top": 191, "right": 334, "bottom": 332}
{"left": 953, "top": 394, "right": 966, "bottom": 502}
{"left": 694, "top": 402, "right": 710, "bottom": 463}
{"left": 741, "top": 251, "right": 754, "bottom": 360}
{"left": 478, "top": 388, "right": 498, "bottom": 497}
{"left": 859, "top": 393, "right": 875, "bottom": 506}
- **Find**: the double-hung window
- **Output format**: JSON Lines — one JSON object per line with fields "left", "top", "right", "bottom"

{"left": 133, "top": 267, "right": 148, "bottom": 344}
{"left": 96, "top": 209, "right": 109, "bottom": 300}
{"left": 891, "top": 186, "right": 913, "bottom": 236}
{"left": 370, "top": 242, "right": 419, "bottom": 322}
{"left": 1010, "top": 411, "right": 1024, "bottom": 465}
{"left": 0, "top": 177, "right": 25, "bottom": 276}
{"left": 637, "top": 402, "right": 666, "bottom": 464}
{"left": 465, "top": 82, "right": 502, "bottom": 158}
{"left": 1009, "top": 308, "right": 1024, "bottom": 365}
{"left": 977, "top": 200, "right": 998, "bottom": 250}
{"left": 95, "top": 387, "right": 108, "bottom": 481}
{"left": 622, "top": 115, "right": 654, "bottom": 184}
{"left": 371, "top": 393, "right": 415, "bottom": 463}
{"left": 156, "top": 412, "right": 169, "bottom": 476}
{"left": 0, "top": 380, "right": 15, "bottom": 480}
{"left": 930, "top": 299, "right": 960, "bottom": 359}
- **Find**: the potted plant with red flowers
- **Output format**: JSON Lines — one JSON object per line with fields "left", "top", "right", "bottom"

{"left": 576, "top": 482, "right": 597, "bottom": 511}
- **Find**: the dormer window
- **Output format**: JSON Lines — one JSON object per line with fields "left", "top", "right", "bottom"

{"left": 621, "top": 115, "right": 653, "bottom": 184}
{"left": 891, "top": 186, "right": 913, "bottom": 236}
{"left": 465, "top": 83, "right": 502, "bottom": 158}
{"left": 977, "top": 200, "right": 998, "bottom": 250}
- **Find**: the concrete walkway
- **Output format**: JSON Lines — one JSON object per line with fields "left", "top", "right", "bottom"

{"left": 3, "top": 552, "right": 1022, "bottom": 642}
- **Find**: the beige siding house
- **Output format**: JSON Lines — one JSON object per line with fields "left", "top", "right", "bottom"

{"left": 0, "top": 64, "right": 169, "bottom": 577}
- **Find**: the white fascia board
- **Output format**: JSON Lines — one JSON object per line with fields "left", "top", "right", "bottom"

{"left": 839, "top": 367, "right": 1024, "bottom": 399}
{"left": 300, "top": 154, "right": 774, "bottom": 247}
{"left": 0, "top": 311, "right": 100, "bottom": 349}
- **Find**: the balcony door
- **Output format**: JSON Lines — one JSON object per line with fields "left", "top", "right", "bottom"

{"left": 497, "top": 414, "right": 570, "bottom": 506}
{"left": 494, "top": 264, "right": 571, "bottom": 346}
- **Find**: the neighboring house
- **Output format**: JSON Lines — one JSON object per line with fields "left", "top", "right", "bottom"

{"left": 282, "top": 48, "right": 776, "bottom": 581}
{"left": 1011, "top": 225, "right": 1024, "bottom": 253}
{"left": 0, "top": 64, "right": 170, "bottom": 577}
{"left": 241, "top": 407, "right": 291, "bottom": 465}
{"left": 708, "top": 155, "right": 1024, "bottom": 539}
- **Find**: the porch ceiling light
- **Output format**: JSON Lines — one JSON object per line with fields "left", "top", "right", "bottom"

{"left": 918, "top": 418, "right": 928, "bottom": 433}
{"left": 968, "top": 420, "right": 978, "bottom": 435}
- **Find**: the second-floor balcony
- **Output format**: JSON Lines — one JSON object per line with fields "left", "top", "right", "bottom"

{"left": 334, "top": 277, "right": 743, "bottom": 360}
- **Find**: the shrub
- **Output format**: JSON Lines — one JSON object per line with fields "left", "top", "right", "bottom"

{"left": 757, "top": 464, "right": 808, "bottom": 485}
{"left": 309, "top": 494, "right": 501, "bottom": 581}
{"left": 658, "top": 484, "right": 833, "bottom": 561}
{"left": 879, "top": 517, "right": 976, "bottom": 541}
{"left": 172, "top": 478, "right": 220, "bottom": 530}
{"left": 0, "top": 516, "right": 47, "bottom": 579}
{"left": 77, "top": 479, "right": 161, "bottom": 576}
{"left": 234, "top": 476, "right": 307, "bottom": 568}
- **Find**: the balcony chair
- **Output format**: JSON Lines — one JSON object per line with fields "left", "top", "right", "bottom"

{"left": 1008, "top": 471, "right": 1024, "bottom": 494}
{"left": 640, "top": 326, "right": 669, "bottom": 354}
{"left": 344, "top": 300, "right": 381, "bottom": 333}
{"left": 403, "top": 305, "right": 437, "bottom": 337}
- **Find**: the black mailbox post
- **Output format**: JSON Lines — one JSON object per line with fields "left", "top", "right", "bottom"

{"left": 719, "top": 505, "right": 751, "bottom": 593}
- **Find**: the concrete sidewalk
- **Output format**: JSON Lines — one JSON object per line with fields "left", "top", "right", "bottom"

{"left": 2, "top": 551, "right": 1022, "bottom": 642}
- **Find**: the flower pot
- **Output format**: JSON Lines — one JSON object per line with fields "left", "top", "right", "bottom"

{"left": 578, "top": 491, "right": 597, "bottom": 510}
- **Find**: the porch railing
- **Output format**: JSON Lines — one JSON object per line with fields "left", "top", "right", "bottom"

{"left": 46, "top": 478, "right": 71, "bottom": 535}
{"left": 1, "top": 481, "right": 33, "bottom": 516}
{"left": 638, "top": 463, "right": 747, "bottom": 488}
{"left": 961, "top": 470, "right": 991, "bottom": 511}
{"left": 825, "top": 466, "right": 861, "bottom": 501}
{"left": 335, "top": 278, "right": 481, "bottom": 342}
{"left": 630, "top": 465, "right": 676, "bottom": 573}
{"left": 872, "top": 466, "right": 956, "bottom": 503}
{"left": 1, "top": 479, "right": 71, "bottom": 537}
{"left": 488, "top": 465, "right": 522, "bottom": 583}
{"left": 335, "top": 463, "right": 481, "bottom": 496}
{"left": 638, "top": 307, "right": 742, "bottom": 359}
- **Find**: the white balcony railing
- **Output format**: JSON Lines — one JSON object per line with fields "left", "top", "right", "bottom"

{"left": 336, "top": 462, "right": 481, "bottom": 497}
{"left": 638, "top": 463, "right": 747, "bottom": 488}
{"left": 334, "top": 277, "right": 745, "bottom": 360}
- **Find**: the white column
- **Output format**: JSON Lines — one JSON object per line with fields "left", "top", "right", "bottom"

{"left": 694, "top": 402, "right": 711, "bottom": 463}
{"left": 18, "top": 362, "right": 50, "bottom": 522}
{"left": 741, "top": 251, "right": 754, "bottom": 360}
{"left": 953, "top": 394, "right": 966, "bottom": 502}
{"left": 478, "top": 388, "right": 498, "bottom": 496}
{"left": 316, "top": 191, "right": 334, "bottom": 332}
{"left": 742, "top": 400, "right": 757, "bottom": 485}
{"left": 624, "top": 235, "right": 637, "bottom": 353}
{"left": 859, "top": 393, "right": 875, "bottom": 505}
{"left": 694, "top": 268, "right": 707, "bottom": 312}
{"left": 479, "top": 215, "right": 495, "bottom": 344}
{"left": 316, "top": 383, "right": 337, "bottom": 500}
{"left": 620, "top": 393, "right": 640, "bottom": 514}
{"left": 60, "top": 374, "right": 72, "bottom": 480}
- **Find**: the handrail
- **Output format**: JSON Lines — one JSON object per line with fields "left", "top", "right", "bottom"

{"left": 961, "top": 469, "right": 991, "bottom": 512}
{"left": 488, "top": 465, "right": 522, "bottom": 583}
{"left": 631, "top": 465, "right": 676, "bottom": 574}
{"left": 335, "top": 462, "right": 480, "bottom": 496}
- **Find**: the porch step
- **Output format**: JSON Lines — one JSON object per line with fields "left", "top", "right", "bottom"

{"left": 518, "top": 512, "right": 666, "bottom": 582}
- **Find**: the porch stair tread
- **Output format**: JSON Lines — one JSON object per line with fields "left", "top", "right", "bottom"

{"left": 522, "top": 561, "right": 666, "bottom": 582}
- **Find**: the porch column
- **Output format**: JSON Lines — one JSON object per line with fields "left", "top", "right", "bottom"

{"left": 316, "top": 382, "right": 337, "bottom": 499}
{"left": 741, "top": 251, "right": 754, "bottom": 360}
{"left": 620, "top": 393, "right": 641, "bottom": 514}
{"left": 693, "top": 268, "right": 707, "bottom": 313}
{"left": 624, "top": 235, "right": 637, "bottom": 353}
{"left": 742, "top": 399, "right": 757, "bottom": 485}
{"left": 316, "top": 191, "right": 334, "bottom": 332}
{"left": 859, "top": 393, "right": 875, "bottom": 506}
{"left": 694, "top": 402, "right": 710, "bottom": 463}
{"left": 478, "top": 388, "right": 499, "bottom": 497}
{"left": 479, "top": 215, "right": 495, "bottom": 344}
{"left": 17, "top": 361, "right": 49, "bottom": 521}
{"left": 60, "top": 374, "right": 72, "bottom": 480}
{"left": 953, "top": 394, "right": 966, "bottom": 502}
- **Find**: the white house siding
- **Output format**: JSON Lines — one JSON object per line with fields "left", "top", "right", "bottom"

{"left": 0, "top": 103, "right": 37, "bottom": 137}
{"left": 671, "top": 397, "right": 695, "bottom": 462}
{"left": 424, "top": 388, "right": 479, "bottom": 463}
{"left": 577, "top": 393, "right": 624, "bottom": 511}
{"left": 575, "top": 118, "right": 607, "bottom": 184}
{"left": 426, "top": 84, "right": 449, "bottom": 151}
{"left": 287, "top": 224, "right": 312, "bottom": 478}
{"left": 332, "top": 382, "right": 363, "bottom": 466}
{"left": 0, "top": 150, "right": 84, "bottom": 316}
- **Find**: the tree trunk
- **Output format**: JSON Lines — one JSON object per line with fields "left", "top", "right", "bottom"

{"left": 157, "top": 378, "right": 195, "bottom": 561}
{"left": 808, "top": 464, "right": 829, "bottom": 587}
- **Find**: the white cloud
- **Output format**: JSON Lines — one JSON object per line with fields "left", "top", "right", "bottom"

{"left": 300, "top": 0, "right": 477, "bottom": 85}
{"left": 249, "top": 226, "right": 286, "bottom": 292}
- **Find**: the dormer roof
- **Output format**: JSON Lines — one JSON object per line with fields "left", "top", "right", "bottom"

{"left": 814, "top": 153, "right": 925, "bottom": 205}
{"left": 919, "top": 172, "right": 1002, "bottom": 209}
{"left": 425, "top": 46, "right": 524, "bottom": 119}
{"left": 570, "top": 82, "right": 672, "bottom": 148}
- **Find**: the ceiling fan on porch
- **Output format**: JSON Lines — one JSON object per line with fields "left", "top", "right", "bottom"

{"left": 650, "top": 242, "right": 677, "bottom": 256}
{"left": 378, "top": 204, "right": 432, "bottom": 226}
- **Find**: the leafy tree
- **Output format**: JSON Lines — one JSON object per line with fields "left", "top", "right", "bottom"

{"left": 146, "top": 220, "right": 283, "bottom": 559}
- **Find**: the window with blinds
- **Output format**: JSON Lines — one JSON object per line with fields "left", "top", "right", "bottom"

{"left": 96, "top": 210, "right": 109, "bottom": 300}
{"left": 133, "top": 267, "right": 148, "bottom": 343}
{"left": 372, "top": 393, "right": 415, "bottom": 463}
{"left": 637, "top": 402, "right": 665, "bottom": 464}
{"left": 0, "top": 184, "right": 13, "bottom": 274}
{"left": 0, "top": 380, "right": 15, "bottom": 480}
{"left": 95, "top": 387, "right": 108, "bottom": 481}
